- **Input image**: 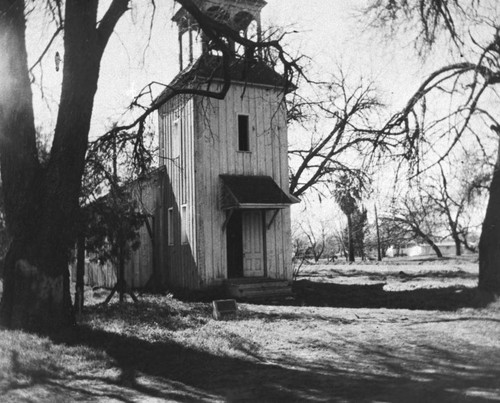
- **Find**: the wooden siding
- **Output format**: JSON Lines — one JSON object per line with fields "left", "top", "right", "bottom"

{"left": 70, "top": 259, "right": 116, "bottom": 289}
{"left": 158, "top": 95, "right": 200, "bottom": 289}
{"left": 70, "top": 173, "right": 160, "bottom": 289}
{"left": 72, "top": 81, "right": 295, "bottom": 292}
{"left": 194, "top": 83, "right": 293, "bottom": 286}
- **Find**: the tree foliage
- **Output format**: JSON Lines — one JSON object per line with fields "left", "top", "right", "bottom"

{"left": 332, "top": 174, "right": 365, "bottom": 262}
{"left": 84, "top": 190, "right": 144, "bottom": 265}
{"left": 351, "top": 206, "right": 368, "bottom": 260}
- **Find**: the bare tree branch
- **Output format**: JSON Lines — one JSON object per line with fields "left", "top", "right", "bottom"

{"left": 96, "top": 0, "right": 130, "bottom": 54}
{"left": 29, "top": 25, "right": 63, "bottom": 73}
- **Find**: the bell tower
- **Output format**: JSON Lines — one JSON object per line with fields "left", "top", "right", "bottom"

{"left": 172, "top": 0, "right": 267, "bottom": 70}
{"left": 151, "top": 0, "right": 296, "bottom": 294}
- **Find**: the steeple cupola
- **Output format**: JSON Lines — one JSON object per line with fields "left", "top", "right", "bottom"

{"left": 172, "top": 0, "right": 266, "bottom": 70}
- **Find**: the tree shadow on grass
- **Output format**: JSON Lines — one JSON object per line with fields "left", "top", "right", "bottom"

{"left": 3, "top": 305, "right": 499, "bottom": 401}
{"left": 24, "top": 323, "right": 493, "bottom": 402}
{"left": 292, "top": 280, "right": 492, "bottom": 311}
{"left": 310, "top": 269, "right": 479, "bottom": 280}
{"left": 87, "top": 298, "right": 211, "bottom": 331}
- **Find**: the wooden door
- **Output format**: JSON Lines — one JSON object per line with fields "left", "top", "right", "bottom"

{"left": 226, "top": 211, "right": 243, "bottom": 278}
{"left": 242, "top": 211, "right": 265, "bottom": 277}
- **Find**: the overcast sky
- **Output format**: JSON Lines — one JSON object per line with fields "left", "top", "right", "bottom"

{"left": 26, "top": 0, "right": 489, "bottom": 227}
{"left": 28, "top": 0, "right": 441, "bottom": 141}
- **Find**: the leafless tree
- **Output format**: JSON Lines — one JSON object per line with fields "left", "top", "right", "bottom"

{"left": 298, "top": 221, "right": 330, "bottom": 263}
{"left": 363, "top": 0, "right": 478, "bottom": 53}
{"left": 288, "top": 72, "right": 389, "bottom": 198}
{"left": 424, "top": 155, "right": 488, "bottom": 255}
{"left": 0, "top": 0, "right": 302, "bottom": 332}
{"left": 364, "top": 0, "right": 500, "bottom": 292}
{"left": 385, "top": 190, "right": 444, "bottom": 257}
{"left": 291, "top": 223, "right": 308, "bottom": 280}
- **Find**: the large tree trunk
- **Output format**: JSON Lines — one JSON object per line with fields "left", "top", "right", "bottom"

{"left": 478, "top": 141, "right": 500, "bottom": 293}
{"left": 0, "top": 240, "right": 74, "bottom": 331}
{"left": 0, "top": 0, "right": 129, "bottom": 332}
{"left": 0, "top": 0, "right": 63, "bottom": 331}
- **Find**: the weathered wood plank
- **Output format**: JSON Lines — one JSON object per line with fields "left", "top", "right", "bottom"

{"left": 144, "top": 83, "right": 293, "bottom": 291}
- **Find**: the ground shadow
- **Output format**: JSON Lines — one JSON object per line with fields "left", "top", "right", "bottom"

{"left": 303, "top": 269, "right": 479, "bottom": 281}
{"left": 291, "top": 280, "right": 491, "bottom": 311}
{"left": 2, "top": 290, "right": 499, "bottom": 401}
{"left": 26, "top": 323, "right": 496, "bottom": 402}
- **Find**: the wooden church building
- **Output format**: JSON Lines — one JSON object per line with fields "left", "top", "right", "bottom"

{"left": 85, "top": 0, "right": 298, "bottom": 299}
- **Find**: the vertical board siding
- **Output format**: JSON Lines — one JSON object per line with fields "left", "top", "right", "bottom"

{"left": 81, "top": 85, "right": 293, "bottom": 291}
{"left": 70, "top": 259, "right": 116, "bottom": 289}
{"left": 128, "top": 177, "right": 157, "bottom": 288}
{"left": 101, "top": 82, "right": 296, "bottom": 292}
{"left": 279, "top": 99, "right": 293, "bottom": 280}
{"left": 195, "top": 84, "right": 292, "bottom": 286}
{"left": 78, "top": 173, "right": 161, "bottom": 289}
{"left": 158, "top": 95, "right": 199, "bottom": 290}
{"left": 193, "top": 98, "right": 206, "bottom": 286}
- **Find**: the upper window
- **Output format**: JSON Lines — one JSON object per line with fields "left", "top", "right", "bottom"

{"left": 172, "top": 119, "right": 181, "bottom": 159}
{"left": 238, "top": 114, "right": 249, "bottom": 152}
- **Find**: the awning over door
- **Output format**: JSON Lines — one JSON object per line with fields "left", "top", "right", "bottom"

{"left": 220, "top": 175, "right": 299, "bottom": 210}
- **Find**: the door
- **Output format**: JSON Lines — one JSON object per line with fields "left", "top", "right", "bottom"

{"left": 226, "top": 211, "right": 243, "bottom": 278}
{"left": 242, "top": 211, "right": 265, "bottom": 277}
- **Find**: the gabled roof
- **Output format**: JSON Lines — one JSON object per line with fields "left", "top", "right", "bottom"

{"left": 154, "top": 54, "right": 293, "bottom": 106}
{"left": 220, "top": 174, "right": 299, "bottom": 210}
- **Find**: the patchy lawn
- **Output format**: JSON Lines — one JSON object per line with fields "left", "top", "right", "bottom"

{"left": 1, "top": 258, "right": 500, "bottom": 402}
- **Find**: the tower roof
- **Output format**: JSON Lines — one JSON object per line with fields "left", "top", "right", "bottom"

{"left": 154, "top": 54, "right": 294, "bottom": 106}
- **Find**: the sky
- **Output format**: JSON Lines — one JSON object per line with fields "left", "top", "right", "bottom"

{"left": 26, "top": 0, "right": 487, "bottom": 231}
{"left": 28, "top": 0, "right": 438, "bottom": 140}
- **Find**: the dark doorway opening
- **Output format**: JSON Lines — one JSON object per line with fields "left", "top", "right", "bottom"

{"left": 227, "top": 210, "right": 243, "bottom": 278}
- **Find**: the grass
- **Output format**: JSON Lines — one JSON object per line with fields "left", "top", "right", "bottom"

{"left": 1, "top": 258, "right": 500, "bottom": 402}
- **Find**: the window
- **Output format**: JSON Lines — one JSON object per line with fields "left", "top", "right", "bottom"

{"left": 181, "top": 30, "right": 191, "bottom": 70}
{"left": 162, "top": 117, "right": 167, "bottom": 160}
{"left": 167, "top": 207, "right": 174, "bottom": 245}
{"left": 238, "top": 114, "right": 249, "bottom": 151}
{"left": 181, "top": 204, "right": 188, "bottom": 244}
{"left": 172, "top": 119, "right": 181, "bottom": 159}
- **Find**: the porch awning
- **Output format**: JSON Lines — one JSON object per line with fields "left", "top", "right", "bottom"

{"left": 220, "top": 175, "right": 299, "bottom": 210}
